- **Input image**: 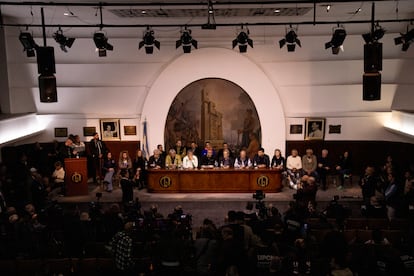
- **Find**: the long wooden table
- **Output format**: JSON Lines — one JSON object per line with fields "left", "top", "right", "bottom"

{"left": 147, "top": 168, "right": 282, "bottom": 193}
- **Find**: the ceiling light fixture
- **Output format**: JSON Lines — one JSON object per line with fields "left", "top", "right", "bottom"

{"left": 394, "top": 26, "right": 414, "bottom": 51}
{"left": 362, "top": 22, "right": 385, "bottom": 43}
{"left": 279, "top": 26, "right": 301, "bottom": 52}
{"left": 53, "top": 27, "right": 75, "bottom": 52}
{"left": 202, "top": 0, "right": 216, "bottom": 29}
{"left": 232, "top": 24, "right": 253, "bottom": 53}
{"left": 176, "top": 26, "right": 197, "bottom": 53}
{"left": 139, "top": 26, "right": 160, "bottom": 54}
{"left": 325, "top": 26, "right": 347, "bottom": 55}
{"left": 19, "top": 31, "right": 38, "bottom": 57}
{"left": 93, "top": 31, "right": 113, "bottom": 57}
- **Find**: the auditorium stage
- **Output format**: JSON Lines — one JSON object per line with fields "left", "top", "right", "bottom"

{"left": 54, "top": 178, "right": 363, "bottom": 228}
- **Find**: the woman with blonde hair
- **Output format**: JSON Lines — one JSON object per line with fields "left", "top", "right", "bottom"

{"left": 118, "top": 150, "right": 133, "bottom": 179}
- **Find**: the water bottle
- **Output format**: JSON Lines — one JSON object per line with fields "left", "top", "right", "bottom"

{"left": 145, "top": 160, "right": 148, "bottom": 170}
{"left": 214, "top": 160, "right": 218, "bottom": 168}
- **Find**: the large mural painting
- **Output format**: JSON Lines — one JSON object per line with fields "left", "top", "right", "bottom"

{"left": 164, "top": 78, "right": 261, "bottom": 153}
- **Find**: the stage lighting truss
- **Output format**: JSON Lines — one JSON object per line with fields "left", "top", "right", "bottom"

{"left": 93, "top": 31, "right": 113, "bottom": 57}
{"left": 19, "top": 31, "right": 38, "bottom": 57}
{"left": 394, "top": 27, "right": 414, "bottom": 52}
{"left": 232, "top": 25, "right": 253, "bottom": 53}
{"left": 362, "top": 22, "right": 385, "bottom": 44}
{"left": 53, "top": 27, "right": 75, "bottom": 53}
{"left": 176, "top": 26, "right": 197, "bottom": 53}
{"left": 325, "top": 26, "right": 347, "bottom": 55}
{"left": 139, "top": 26, "right": 160, "bottom": 54}
{"left": 279, "top": 26, "right": 301, "bottom": 52}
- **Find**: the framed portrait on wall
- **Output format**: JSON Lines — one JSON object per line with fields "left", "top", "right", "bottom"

{"left": 100, "top": 119, "right": 120, "bottom": 141}
{"left": 305, "top": 118, "right": 325, "bottom": 140}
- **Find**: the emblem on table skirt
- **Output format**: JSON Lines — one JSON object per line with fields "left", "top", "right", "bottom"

{"left": 159, "top": 176, "right": 172, "bottom": 188}
{"left": 71, "top": 172, "right": 82, "bottom": 183}
{"left": 257, "top": 175, "right": 269, "bottom": 187}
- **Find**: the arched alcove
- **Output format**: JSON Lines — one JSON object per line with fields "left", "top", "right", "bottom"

{"left": 164, "top": 78, "right": 261, "bottom": 153}
{"left": 141, "top": 47, "right": 285, "bottom": 154}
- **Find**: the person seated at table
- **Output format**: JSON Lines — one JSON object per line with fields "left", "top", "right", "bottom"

{"left": 252, "top": 147, "right": 270, "bottom": 168}
{"left": 286, "top": 149, "right": 302, "bottom": 189}
{"left": 270, "top": 149, "right": 285, "bottom": 170}
{"left": 148, "top": 149, "right": 164, "bottom": 169}
{"left": 200, "top": 148, "right": 216, "bottom": 169}
{"left": 217, "top": 142, "right": 233, "bottom": 160}
{"left": 302, "top": 148, "right": 317, "bottom": 177}
{"left": 165, "top": 149, "right": 182, "bottom": 169}
{"left": 234, "top": 149, "right": 252, "bottom": 169}
{"left": 182, "top": 149, "right": 198, "bottom": 169}
{"left": 218, "top": 149, "right": 234, "bottom": 169}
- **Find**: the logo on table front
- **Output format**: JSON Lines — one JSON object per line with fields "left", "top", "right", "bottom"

{"left": 159, "top": 176, "right": 172, "bottom": 188}
{"left": 257, "top": 175, "right": 269, "bottom": 187}
{"left": 71, "top": 172, "right": 82, "bottom": 183}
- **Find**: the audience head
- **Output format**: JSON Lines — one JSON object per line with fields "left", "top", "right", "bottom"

{"left": 322, "top": 149, "right": 328, "bottom": 157}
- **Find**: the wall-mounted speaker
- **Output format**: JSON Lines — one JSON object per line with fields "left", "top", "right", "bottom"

{"left": 364, "top": 42, "right": 382, "bottom": 72}
{"left": 39, "top": 74, "right": 57, "bottom": 102}
{"left": 363, "top": 73, "right": 381, "bottom": 101}
{"left": 36, "top": 46, "right": 56, "bottom": 75}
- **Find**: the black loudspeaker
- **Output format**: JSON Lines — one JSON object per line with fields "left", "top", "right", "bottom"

{"left": 364, "top": 42, "right": 382, "bottom": 72}
{"left": 363, "top": 73, "right": 381, "bottom": 101}
{"left": 39, "top": 75, "right": 57, "bottom": 102}
{"left": 36, "top": 46, "right": 56, "bottom": 74}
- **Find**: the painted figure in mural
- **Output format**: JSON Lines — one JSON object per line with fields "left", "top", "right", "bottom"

{"left": 239, "top": 109, "right": 255, "bottom": 148}
{"left": 246, "top": 132, "right": 260, "bottom": 161}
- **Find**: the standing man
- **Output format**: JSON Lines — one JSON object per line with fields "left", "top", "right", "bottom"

{"left": 89, "top": 132, "right": 107, "bottom": 184}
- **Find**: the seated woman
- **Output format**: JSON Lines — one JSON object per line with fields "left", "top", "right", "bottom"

{"left": 102, "top": 151, "right": 116, "bottom": 192}
{"left": 133, "top": 149, "right": 147, "bottom": 189}
{"left": 118, "top": 150, "right": 133, "bottom": 179}
{"left": 182, "top": 149, "right": 198, "bottom": 169}
{"left": 271, "top": 149, "right": 285, "bottom": 170}
{"left": 165, "top": 149, "right": 182, "bottom": 169}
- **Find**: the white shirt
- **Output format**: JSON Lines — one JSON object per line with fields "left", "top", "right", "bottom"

{"left": 182, "top": 155, "right": 198, "bottom": 169}
{"left": 52, "top": 167, "right": 65, "bottom": 183}
{"left": 286, "top": 155, "right": 302, "bottom": 170}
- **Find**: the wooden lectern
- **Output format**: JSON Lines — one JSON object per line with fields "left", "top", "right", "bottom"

{"left": 64, "top": 157, "right": 88, "bottom": 196}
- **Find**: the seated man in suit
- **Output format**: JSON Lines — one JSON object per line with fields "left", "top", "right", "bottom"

{"left": 200, "top": 148, "right": 216, "bottom": 169}
{"left": 165, "top": 149, "right": 182, "bottom": 169}
{"left": 252, "top": 147, "right": 270, "bottom": 168}
{"left": 148, "top": 149, "right": 164, "bottom": 169}
{"left": 234, "top": 149, "right": 252, "bottom": 169}
{"left": 218, "top": 149, "right": 234, "bottom": 168}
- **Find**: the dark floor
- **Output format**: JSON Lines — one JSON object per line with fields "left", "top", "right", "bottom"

{"left": 56, "top": 175, "right": 362, "bottom": 228}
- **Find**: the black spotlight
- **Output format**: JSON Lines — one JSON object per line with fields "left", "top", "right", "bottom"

{"left": 325, "top": 27, "right": 347, "bottom": 55}
{"left": 176, "top": 27, "right": 197, "bottom": 53}
{"left": 232, "top": 26, "right": 253, "bottom": 53}
{"left": 139, "top": 27, "right": 160, "bottom": 54}
{"left": 19, "top": 32, "right": 38, "bottom": 57}
{"left": 394, "top": 28, "right": 414, "bottom": 52}
{"left": 93, "top": 31, "right": 113, "bottom": 57}
{"left": 53, "top": 28, "right": 75, "bottom": 53}
{"left": 362, "top": 23, "right": 385, "bottom": 44}
{"left": 279, "top": 27, "right": 301, "bottom": 52}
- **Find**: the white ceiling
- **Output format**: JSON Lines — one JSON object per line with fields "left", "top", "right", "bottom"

{"left": 1, "top": 0, "right": 414, "bottom": 39}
